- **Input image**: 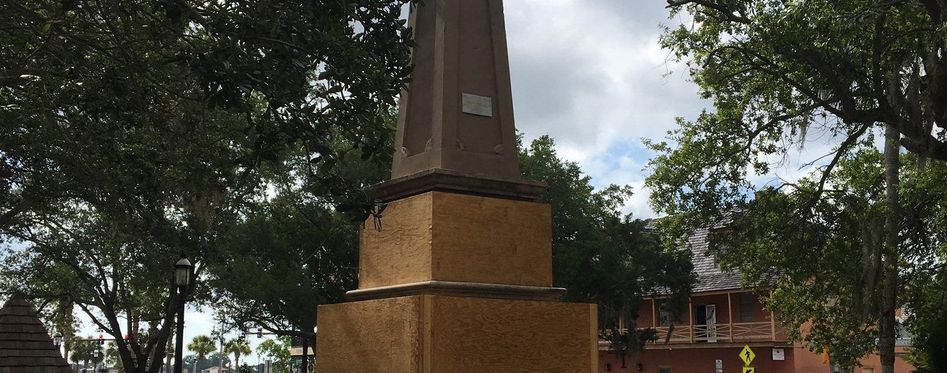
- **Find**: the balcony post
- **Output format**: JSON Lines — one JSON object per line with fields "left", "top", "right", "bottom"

{"left": 770, "top": 310, "right": 776, "bottom": 341}
{"left": 727, "top": 292, "right": 734, "bottom": 343}
{"left": 651, "top": 299, "right": 657, "bottom": 327}
{"left": 689, "top": 301, "right": 694, "bottom": 343}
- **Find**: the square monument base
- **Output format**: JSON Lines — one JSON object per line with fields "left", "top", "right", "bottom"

{"left": 358, "top": 191, "right": 554, "bottom": 289}
{"left": 316, "top": 295, "right": 598, "bottom": 373}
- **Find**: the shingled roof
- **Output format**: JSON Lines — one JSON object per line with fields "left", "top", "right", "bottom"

{"left": 0, "top": 296, "right": 71, "bottom": 373}
{"left": 685, "top": 227, "right": 744, "bottom": 293}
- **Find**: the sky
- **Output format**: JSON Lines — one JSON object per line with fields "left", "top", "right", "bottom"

{"left": 68, "top": 0, "right": 855, "bottom": 367}
{"left": 505, "top": 0, "right": 706, "bottom": 219}
{"left": 505, "top": 0, "right": 856, "bottom": 218}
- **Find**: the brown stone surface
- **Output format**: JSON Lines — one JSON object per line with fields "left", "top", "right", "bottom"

{"left": 316, "top": 297, "right": 423, "bottom": 373}
{"left": 316, "top": 295, "right": 597, "bottom": 373}
{"left": 391, "top": 0, "right": 522, "bottom": 182}
{"left": 359, "top": 192, "right": 433, "bottom": 287}
{"left": 427, "top": 296, "right": 598, "bottom": 373}
{"left": 430, "top": 192, "right": 551, "bottom": 285}
{"left": 359, "top": 192, "right": 552, "bottom": 290}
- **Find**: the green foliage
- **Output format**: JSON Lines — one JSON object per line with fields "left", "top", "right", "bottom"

{"left": 69, "top": 338, "right": 103, "bottom": 367}
{"left": 206, "top": 110, "right": 394, "bottom": 340}
{"left": 906, "top": 270, "right": 947, "bottom": 373}
{"left": 901, "top": 162, "right": 947, "bottom": 373}
{"left": 652, "top": 0, "right": 947, "bottom": 369}
{"left": 654, "top": 148, "right": 945, "bottom": 367}
{"left": 660, "top": 0, "right": 946, "bottom": 165}
{"left": 103, "top": 342, "right": 121, "bottom": 369}
{"left": 717, "top": 152, "right": 890, "bottom": 367}
{"left": 224, "top": 337, "right": 252, "bottom": 370}
{"left": 187, "top": 335, "right": 216, "bottom": 363}
{"left": 652, "top": 0, "right": 947, "bottom": 230}
{"left": 0, "top": 1, "right": 412, "bottom": 372}
{"left": 519, "top": 135, "right": 695, "bottom": 359}
{"left": 208, "top": 193, "right": 360, "bottom": 338}
{"left": 257, "top": 337, "right": 292, "bottom": 373}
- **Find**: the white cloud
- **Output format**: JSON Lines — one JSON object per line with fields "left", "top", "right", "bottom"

{"left": 504, "top": 0, "right": 706, "bottom": 218}
{"left": 504, "top": 1, "right": 850, "bottom": 218}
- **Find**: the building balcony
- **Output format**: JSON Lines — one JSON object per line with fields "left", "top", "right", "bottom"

{"left": 624, "top": 291, "right": 792, "bottom": 349}
{"left": 647, "top": 321, "right": 788, "bottom": 345}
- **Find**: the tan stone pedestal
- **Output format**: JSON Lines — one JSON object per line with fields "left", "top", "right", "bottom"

{"left": 317, "top": 295, "right": 597, "bottom": 373}
{"left": 357, "top": 191, "right": 553, "bottom": 291}
{"left": 315, "top": 192, "right": 599, "bottom": 372}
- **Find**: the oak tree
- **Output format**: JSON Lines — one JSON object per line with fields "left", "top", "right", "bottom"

{"left": 521, "top": 136, "right": 695, "bottom": 366}
{"left": 652, "top": 1, "right": 947, "bottom": 371}
{"left": 0, "top": 1, "right": 412, "bottom": 372}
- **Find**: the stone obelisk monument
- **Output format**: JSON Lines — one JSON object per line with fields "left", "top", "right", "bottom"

{"left": 315, "top": 1, "right": 598, "bottom": 371}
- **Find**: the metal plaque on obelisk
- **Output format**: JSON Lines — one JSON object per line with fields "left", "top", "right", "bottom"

{"left": 315, "top": 1, "right": 598, "bottom": 371}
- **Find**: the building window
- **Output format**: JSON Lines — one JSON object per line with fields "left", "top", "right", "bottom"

{"left": 659, "top": 367, "right": 672, "bottom": 373}
{"left": 740, "top": 293, "right": 755, "bottom": 322}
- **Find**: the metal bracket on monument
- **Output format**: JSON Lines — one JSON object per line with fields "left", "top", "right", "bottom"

{"left": 345, "top": 281, "right": 567, "bottom": 302}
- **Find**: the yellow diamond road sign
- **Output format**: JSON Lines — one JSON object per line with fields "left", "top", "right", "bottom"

{"left": 742, "top": 367, "right": 756, "bottom": 373}
{"left": 740, "top": 345, "right": 756, "bottom": 366}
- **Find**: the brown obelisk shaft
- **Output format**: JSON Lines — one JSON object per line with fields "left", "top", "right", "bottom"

{"left": 316, "top": 1, "right": 598, "bottom": 372}
{"left": 376, "top": 0, "right": 544, "bottom": 202}
{"left": 393, "top": 0, "right": 518, "bottom": 179}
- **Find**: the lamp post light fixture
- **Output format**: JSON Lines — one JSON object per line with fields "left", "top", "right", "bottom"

{"left": 173, "top": 255, "right": 192, "bottom": 373}
{"left": 175, "top": 256, "right": 193, "bottom": 288}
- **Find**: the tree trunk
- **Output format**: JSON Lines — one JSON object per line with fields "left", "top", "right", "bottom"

{"left": 879, "top": 123, "right": 901, "bottom": 373}
{"left": 218, "top": 338, "right": 224, "bottom": 373}
{"left": 301, "top": 338, "right": 309, "bottom": 373}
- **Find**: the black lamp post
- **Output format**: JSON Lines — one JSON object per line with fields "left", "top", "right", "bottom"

{"left": 173, "top": 255, "right": 192, "bottom": 373}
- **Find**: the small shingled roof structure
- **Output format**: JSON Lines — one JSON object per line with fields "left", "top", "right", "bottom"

{"left": 0, "top": 295, "right": 71, "bottom": 373}
{"left": 685, "top": 227, "right": 744, "bottom": 293}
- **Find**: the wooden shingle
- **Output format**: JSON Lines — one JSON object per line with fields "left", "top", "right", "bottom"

{"left": 0, "top": 296, "right": 71, "bottom": 373}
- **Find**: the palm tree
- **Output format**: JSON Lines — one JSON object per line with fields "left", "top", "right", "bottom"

{"left": 224, "top": 338, "right": 252, "bottom": 371}
{"left": 187, "top": 335, "right": 216, "bottom": 373}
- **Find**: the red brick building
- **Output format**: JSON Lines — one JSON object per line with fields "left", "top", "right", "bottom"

{"left": 598, "top": 228, "right": 915, "bottom": 373}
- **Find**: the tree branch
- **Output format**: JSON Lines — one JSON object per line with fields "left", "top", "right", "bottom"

{"left": 666, "top": 0, "right": 751, "bottom": 23}
{"left": 804, "top": 123, "right": 872, "bottom": 210}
